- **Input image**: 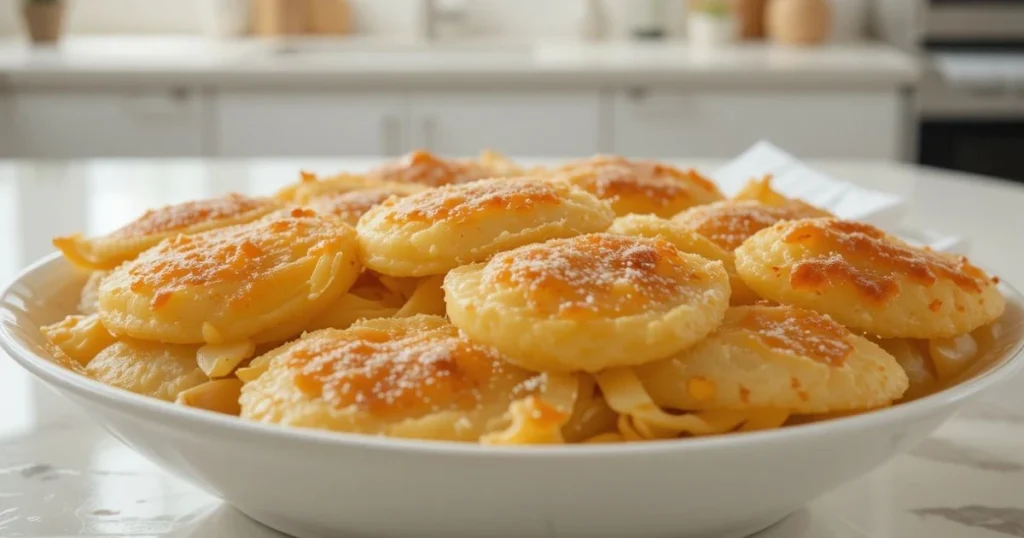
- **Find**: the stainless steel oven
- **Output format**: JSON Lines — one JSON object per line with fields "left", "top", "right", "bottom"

{"left": 917, "top": 0, "right": 1024, "bottom": 183}
{"left": 927, "top": 0, "right": 1024, "bottom": 45}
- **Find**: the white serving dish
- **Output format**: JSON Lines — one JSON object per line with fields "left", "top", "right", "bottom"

{"left": 3, "top": 254, "right": 1023, "bottom": 538}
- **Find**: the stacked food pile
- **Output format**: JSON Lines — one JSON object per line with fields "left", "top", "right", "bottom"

{"left": 40, "top": 150, "right": 1005, "bottom": 445}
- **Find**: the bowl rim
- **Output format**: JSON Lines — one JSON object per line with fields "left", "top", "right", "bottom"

{"left": 3, "top": 252, "right": 1023, "bottom": 459}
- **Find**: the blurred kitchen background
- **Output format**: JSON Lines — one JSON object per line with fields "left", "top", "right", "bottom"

{"left": 0, "top": 0, "right": 1021, "bottom": 183}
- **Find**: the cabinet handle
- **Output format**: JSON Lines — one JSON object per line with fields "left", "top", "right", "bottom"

{"left": 381, "top": 114, "right": 401, "bottom": 157}
{"left": 170, "top": 87, "right": 190, "bottom": 102}
{"left": 123, "top": 91, "right": 189, "bottom": 119}
{"left": 422, "top": 116, "right": 438, "bottom": 151}
{"left": 965, "top": 85, "right": 1007, "bottom": 98}
{"left": 626, "top": 87, "right": 649, "bottom": 102}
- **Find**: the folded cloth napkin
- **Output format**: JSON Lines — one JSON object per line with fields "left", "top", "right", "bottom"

{"left": 713, "top": 141, "right": 968, "bottom": 254}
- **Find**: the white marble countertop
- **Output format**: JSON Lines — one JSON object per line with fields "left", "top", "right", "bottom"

{"left": 2, "top": 157, "right": 1024, "bottom": 537}
{"left": 0, "top": 36, "right": 921, "bottom": 89}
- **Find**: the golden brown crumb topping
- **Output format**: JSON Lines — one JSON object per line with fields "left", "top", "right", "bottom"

{"left": 556, "top": 164, "right": 699, "bottom": 207}
{"left": 733, "top": 306, "right": 853, "bottom": 366}
{"left": 127, "top": 215, "right": 347, "bottom": 309}
{"left": 368, "top": 150, "right": 498, "bottom": 187}
{"left": 285, "top": 318, "right": 533, "bottom": 416}
{"left": 484, "top": 234, "right": 704, "bottom": 319}
{"left": 557, "top": 155, "right": 722, "bottom": 196}
{"left": 674, "top": 200, "right": 824, "bottom": 251}
{"left": 380, "top": 178, "right": 562, "bottom": 224}
{"left": 783, "top": 219, "right": 987, "bottom": 304}
{"left": 111, "top": 193, "right": 275, "bottom": 238}
{"left": 308, "top": 189, "right": 402, "bottom": 225}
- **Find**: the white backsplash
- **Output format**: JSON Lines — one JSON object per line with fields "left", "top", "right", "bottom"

{"left": 0, "top": 0, "right": 921, "bottom": 45}
{"left": 0, "top": 0, "right": 420, "bottom": 36}
{"left": 0, "top": 0, "right": 633, "bottom": 38}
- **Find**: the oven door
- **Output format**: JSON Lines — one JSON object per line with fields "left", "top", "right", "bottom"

{"left": 928, "top": 1, "right": 1024, "bottom": 45}
{"left": 919, "top": 120, "right": 1024, "bottom": 183}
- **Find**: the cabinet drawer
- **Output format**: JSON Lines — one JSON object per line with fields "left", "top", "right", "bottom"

{"left": 12, "top": 90, "right": 204, "bottom": 158}
{"left": 613, "top": 90, "right": 902, "bottom": 160}
{"left": 214, "top": 92, "right": 406, "bottom": 157}
{"left": 410, "top": 91, "right": 603, "bottom": 157}
{"left": 0, "top": 91, "right": 14, "bottom": 158}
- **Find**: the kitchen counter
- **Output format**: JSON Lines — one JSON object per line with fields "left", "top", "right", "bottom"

{"left": 0, "top": 36, "right": 921, "bottom": 89}
{"left": 1, "top": 157, "right": 1023, "bottom": 537}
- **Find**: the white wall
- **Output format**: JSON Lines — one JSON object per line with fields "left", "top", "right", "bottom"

{"left": 0, "top": 0, "right": 629, "bottom": 38}
{"left": 0, "top": 0, "right": 425, "bottom": 36}
{"left": 0, "top": 0, "right": 921, "bottom": 45}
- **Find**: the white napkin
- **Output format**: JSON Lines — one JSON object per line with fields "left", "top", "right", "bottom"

{"left": 711, "top": 141, "right": 969, "bottom": 254}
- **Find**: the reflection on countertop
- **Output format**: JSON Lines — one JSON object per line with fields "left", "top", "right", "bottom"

{"left": 2, "top": 157, "right": 1024, "bottom": 537}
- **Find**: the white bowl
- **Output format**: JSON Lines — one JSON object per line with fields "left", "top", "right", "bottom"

{"left": 3, "top": 254, "right": 1023, "bottom": 538}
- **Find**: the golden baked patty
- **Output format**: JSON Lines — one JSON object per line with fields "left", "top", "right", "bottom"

{"left": 607, "top": 214, "right": 758, "bottom": 304}
{"left": 549, "top": 159, "right": 724, "bottom": 218}
{"left": 357, "top": 176, "right": 614, "bottom": 277}
{"left": 672, "top": 199, "right": 829, "bottom": 251}
{"left": 306, "top": 186, "right": 421, "bottom": 227}
{"left": 365, "top": 150, "right": 520, "bottom": 187}
{"left": 735, "top": 218, "right": 1005, "bottom": 338}
{"left": 53, "top": 193, "right": 280, "bottom": 270}
{"left": 240, "top": 315, "right": 577, "bottom": 443}
{"left": 98, "top": 209, "right": 361, "bottom": 345}
{"left": 635, "top": 305, "right": 908, "bottom": 413}
{"left": 86, "top": 340, "right": 207, "bottom": 402}
{"left": 444, "top": 233, "right": 730, "bottom": 372}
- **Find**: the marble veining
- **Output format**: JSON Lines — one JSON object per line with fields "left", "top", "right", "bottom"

{"left": 957, "top": 405, "right": 1024, "bottom": 426}
{"left": 910, "top": 438, "right": 1024, "bottom": 473}
{"left": 914, "top": 506, "right": 1024, "bottom": 538}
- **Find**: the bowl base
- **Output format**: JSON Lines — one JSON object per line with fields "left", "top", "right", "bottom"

{"left": 236, "top": 505, "right": 793, "bottom": 538}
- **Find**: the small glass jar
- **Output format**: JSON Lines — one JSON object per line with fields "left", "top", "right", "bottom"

{"left": 631, "top": 0, "right": 669, "bottom": 40}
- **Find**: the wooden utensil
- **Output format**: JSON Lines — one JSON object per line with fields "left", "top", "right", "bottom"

{"left": 307, "top": 0, "right": 352, "bottom": 35}
{"left": 251, "top": 0, "right": 306, "bottom": 36}
{"left": 766, "top": 0, "right": 831, "bottom": 45}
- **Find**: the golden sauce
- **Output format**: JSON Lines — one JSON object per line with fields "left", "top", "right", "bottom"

{"left": 485, "top": 234, "right": 698, "bottom": 319}
{"left": 735, "top": 306, "right": 854, "bottom": 366}
{"left": 783, "top": 220, "right": 988, "bottom": 304}
{"left": 111, "top": 193, "right": 273, "bottom": 238}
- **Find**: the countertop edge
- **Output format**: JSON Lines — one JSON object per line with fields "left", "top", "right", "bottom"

{"left": 0, "top": 38, "right": 924, "bottom": 90}
{"left": 0, "top": 68, "right": 922, "bottom": 90}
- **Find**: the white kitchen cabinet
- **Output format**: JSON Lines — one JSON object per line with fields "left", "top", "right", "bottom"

{"left": 10, "top": 89, "right": 205, "bottom": 158}
{"left": 612, "top": 90, "right": 904, "bottom": 160}
{"left": 409, "top": 91, "right": 603, "bottom": 157}
{"left": 0, "top": 91, "right": 15, "bottom": 158}
{"left": 213, "top": 92, "right": 407, "bottom": 157}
